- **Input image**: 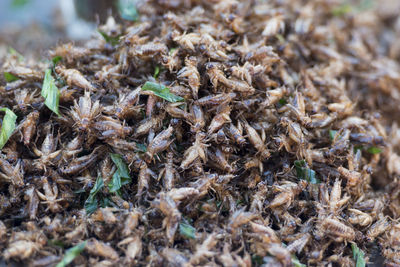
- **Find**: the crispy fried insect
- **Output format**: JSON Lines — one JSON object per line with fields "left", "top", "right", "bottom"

{"left": 207, "top": 147, "right": 235, "bottom": 173}
{"left": 134, "top": 113, "right": 165, "bottom": 137}
{"left": 144, "top": 125, "right": 174, "bottom": 163}
{"left": 114, "top": 87, "right": 141, "bottom": 119}
{"left": 55, "top": 66, "right": 96, "bottom": 91}
{"left": 319, "top": 217, "right": 355, "bottom": 242}
{"left": 177, "top": 56, "right": 200, "bottom": 99}
{"left": 18, "top": 110, "right": 39, "bottom": 145}
{"left": 180, "top": 132, "right": 208, "bottom": 170}
{"left": 24, "top": 186, "right": 39, "bottom": 220}
{"left": 243, "top": 121, "right": 270, "bottom": 159}
{"left": 51, "top": 43, "right": 90, "bottom": 64}
{"left": 208, "top": 104, "right": 231, "bottom": 135}
{"left": 189, "top": 103, "right": 205, "bottom": 133}
{"left": 60, "top": 146, "right": 105, "bottom": 175}
{"left": 137, "top": 161, "right": 156, "bottom": 196}
{"left": 36, "top": 177, "right": 62, "bottom": 213}
{"left": 0, "top": 157, "right": 24, "bottom": 186}
{"left": 70, "top": 91, "right": 102, "bottom": 133}
{"left": 86, "top": 238, "right": 119, "bottom": 260}
{"left": 32, "top": 125, "right": 61, "bottom": 171}
{"left": 159, "top": 152, "right": 179, "bottom": 191}
{"left": 227, "top": 122, "right": 246, "bottom": 146}
{"left": 196, "top": 92, "right": 236, "bottom": 106}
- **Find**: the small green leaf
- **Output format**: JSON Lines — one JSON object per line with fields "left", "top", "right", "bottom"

{"left": 294, "top": 160, "right": 319, "bottom": 184}
{"left": 154, "top": 66, "right": 161, "bottom": 79}
{"left": 11, "top": 0, "right": 29, "bottom": 8}
{"left": 4, "top": 72, "right": 19, "bottom": 82}
{"left": 56, "top": 241, "right": 87, "bottom": 267}
{"left": 351, "top": 243, "right": 366, "bottom": 267}
{"left": 179, "top": 221, "right": 196, "bottom": 239}
{"left": 8, "top": 47, "right": 24, "bottom": 62}
{"left": 52, "top": 56, "right": 63, "bottom": 66}
{"left": 367, "top": 146, "right": 382, "bottom": 155}
{"left": 332, "top": 3, "right": 352, "bottom": 16}
{"left": 118, "top": 0, "right": 139, "bottom": 21}
{"left": 329, "top": 130, "right": 338, "bottom": 141}
{"left": 291, "top": 254, "right": 306, "bottom": 267}
{"left": 252, "top": 255, "right": 264, "bottom": 266}
{"left": 0, "top": 108, "right": 17, "bottom": 150}
{"left": 142, "top": 81, "right": 184, "bottom": 103}
{"left": 277, "top": 98, "right": 287, "bottom": 107}
{"left": 136, "top": 143, "right": 147, "bottom": 153}
{"left": 48, "top": 239, "right": 65, "bottom": 248}
{"left": 41, "top": 69, "right": 60, "bottom": 115}
{"left": 98, "top": 30, "right": 121, "bottom": 46}
{"left": 169, "top": 48, "right": 177, "bottom": 55}
{"left": 108, "top": 154, "right": 131, "bottom": 193}
{"left": 84, "top": 176, "right": 104, "bottom": 214}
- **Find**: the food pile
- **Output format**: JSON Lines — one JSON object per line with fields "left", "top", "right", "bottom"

{"left": 1, "top": 0, "right": 400, "bottom": 266}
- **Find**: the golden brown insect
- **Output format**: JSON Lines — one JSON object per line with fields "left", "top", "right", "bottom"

{"left": 243, "top": 121, "right": 270, "bottom": 159}
{"left": 367, "top": 216, "right": 392, "bottom": 242}
{"left": 4, "top": 240, "right": 40, "bottom": 260}
{"left": 32, "top": 125, "right": 62, "bottom": 171}
{"left": 158, "top": 152, "right": 179, "bottom": 191}
{"left": 0, "top": 157, "right": 24, "bottom": 186}
{"left": 137, "top": 161, "right": 156, "bottom": 196}
{"left": 70, "top": 91, "right": 101, "bottom": 133}
{"left": 51, "top": 43, "right": 90, "bottom": 64}
{"left": 55, "top": 66, "right": 96, "bottom": 91}
{"left": 189, "top": 103, "right": 205, "bottom": 133}
{"left": 17, "top": 110, "right": 39, "bottom": 145}
{"left": 144, "top": 126, "right": 174, "bottom": 163}
{"left": 134, "top": 113, "right": 165, "bottom": 137}
{"left": 319, "top": 217, "right": 355, "bottom": 242}
{"left": 94, "top": 116, "right": 132, "bottom": 139}
{"left": 86, "top": 238, "right": 119, "bottom": 260}
{"left": 152, "top": 192, "right": 182, "bottom": 243}
{"left": 227, "top": 122, "right": 246, "bottom": 146}
{"left": 231, "top": 62, "right": 265, "bottom": 85}
{"left": 180, "top": 132, "right": 208, "bottom": 169}
{"left": 60, "top": 146, "right": 105, "bottom": 175}
{"left": 161, "top": 47, "right": 182, "bottom": 72}
{"left": 207, "top": 147, "right": 235, "bottom": 173}
{"left": 177, "top": 56, "right": 200, "bottom": 99}
{"left": 5, "top": 66, "right": 43, "bottom": 82}
{"left": 36, "top": 177, "right": 62, "bottom": 213}
{"left": 207, "top": 104, "right": 231, "bottom": 135}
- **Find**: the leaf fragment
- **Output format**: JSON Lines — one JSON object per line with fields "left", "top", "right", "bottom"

{"left": 351, "top": 243, "right": 366, "bottom": 267}
{"left": 108, "top": 153, "right": 131, "bottom": 193}
{"left": 118, "top": 0, "right": 139, "bottom": 21}
{"left": 4, "top": 72, "right": 19, "bottom": 83}
{"left": 41, "top": 69, "right": 60, "bottom": 115}
{"left": 294, "top": 160, "right": 319, "bottom": 184}
{"left": 98, "top": 30, "right": 121, "bottom": 46}
{"left": 56, "top": 241, "right": 87, "bottom": 267}
{"left": 0, "top": 108, "right": 17, "bottom": 150}
{"left": 367, "top": 146, "right": 382, "bottom": 154}
{"left": 141, "top": 81, "right": 184, "bottom": 103}
{"left": 84, "top": 176, "right": 104, "bottom": 215}
{"left": 179, "top": 221, "right": 196, "bottom": 239}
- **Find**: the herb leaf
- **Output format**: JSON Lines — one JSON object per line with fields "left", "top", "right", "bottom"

{"left": 329, "top": 130, "right": 338, "bottom": 141}
{"left": 56, "top": 241, "right": 87, "bottom": 267}
{"left": 179, "top": 221, "right": 196, "bottom": 239}
{"left": 4, "top": 72, "right": 19, "bottom": 83}
{"left": 108, "top": 154, "right": 131, "bottom": 193}
{"left": 41, "top": 69, "right": 60, "bottom": 115}
{"left": 142, "top": 81, "right": 184, "bottom": 103}
{"left": 291, "top": 254, "right": 306, "bottom": 267}
{"left": 0, "top": 108, "right": 17, "bottom": 150}
{"left": 98, "top": 30, "right": 121, "bottom": 46}
{"left": 294, "top": 160, "right": 319, "bottom": 184}
{"left": 52, "top": 56, "right": 63, "bottom": 65}
{"left": 351, "top": 243, "right": 366, "bottom": 267}
{"left": 367, "top": 146, "right": 382, "bottom": 154}
{"left": 84, "top": 176, "right": 104, "bottom": 215}
{"left": 154, "top": 66, "right": 161, "bottom": 78}
{"left": 118, "top": 0, "right": 139, "bottom": 21}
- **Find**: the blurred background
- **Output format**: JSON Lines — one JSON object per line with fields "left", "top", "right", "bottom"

{"left": 0, "top": 0, "right": 118, "bottom": 60}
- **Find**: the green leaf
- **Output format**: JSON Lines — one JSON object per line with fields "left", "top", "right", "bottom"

{"left": 291, "top": 254, "right": 306, "bottom": 267}
{"left": 351, "top": 243, "right": 366, "bottom": 267}
{"left": 0, "top": 108, "right": 17, "bottom": 150}
{"left": 154, "top": 66, "right": 161, "bottom": 79}
{"left": 4, "top": 72, "right": 19, "bottom": 82}
{"left": 98, "top": 30, "right": 121, "bottom": 46}
{"left": 52, "top": 56, "right": 63, "bottom": 65}
{"left": 48, "top": 239, "right": 65, "bottom": 248}
{"left": 332, "top": 3, "right": 352, "bottom": 16}
{"left": 252, "top": 255, "right": 264, "bottom": 266}
{"left": 329, "top": 130, "right": 338, "bottom": 141}
{"left": 294, "top": 160, "right": 319, "bottom": 184}
{"left": 11, "top": 0, "right": 29, "bottom": 8}
{"left": 118, "top": 0, "right": 139, "bottom": 21}
{"left": 108, "top": 154, "right": 131, "bottom": 193}
{"left": 367, "top": 146, "right": 382, "bottom": 154}
{"left": 84, "top": 176, "right": 104, "bottom": 214}
{"left": 8, "top": 47, "right": 24, "bottom": 62}
{"left": 179, "top": 221, "right": 196, "bottom": 239}
{"left": 277, "top": 98, "right": 287, "bottom": 107}
{"left": 41, "top": 69, "right": 60, "bottom": 115}
{"left": 142, "top": 81, "right": 184, "bottom": 103}
{"left": 56, "top": 241, "right": 87, "bottom": 267}
{"left": 136, "top": 143, "right": 147, "bottom": 153}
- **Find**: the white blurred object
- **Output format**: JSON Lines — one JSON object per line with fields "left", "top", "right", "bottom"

{"left": 59, "top": 0, "right": 95, "bottom": 40}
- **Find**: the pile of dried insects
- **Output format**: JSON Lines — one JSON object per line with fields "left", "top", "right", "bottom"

{"left": 1, "top": 0, "right": 400, "bottom": 266}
